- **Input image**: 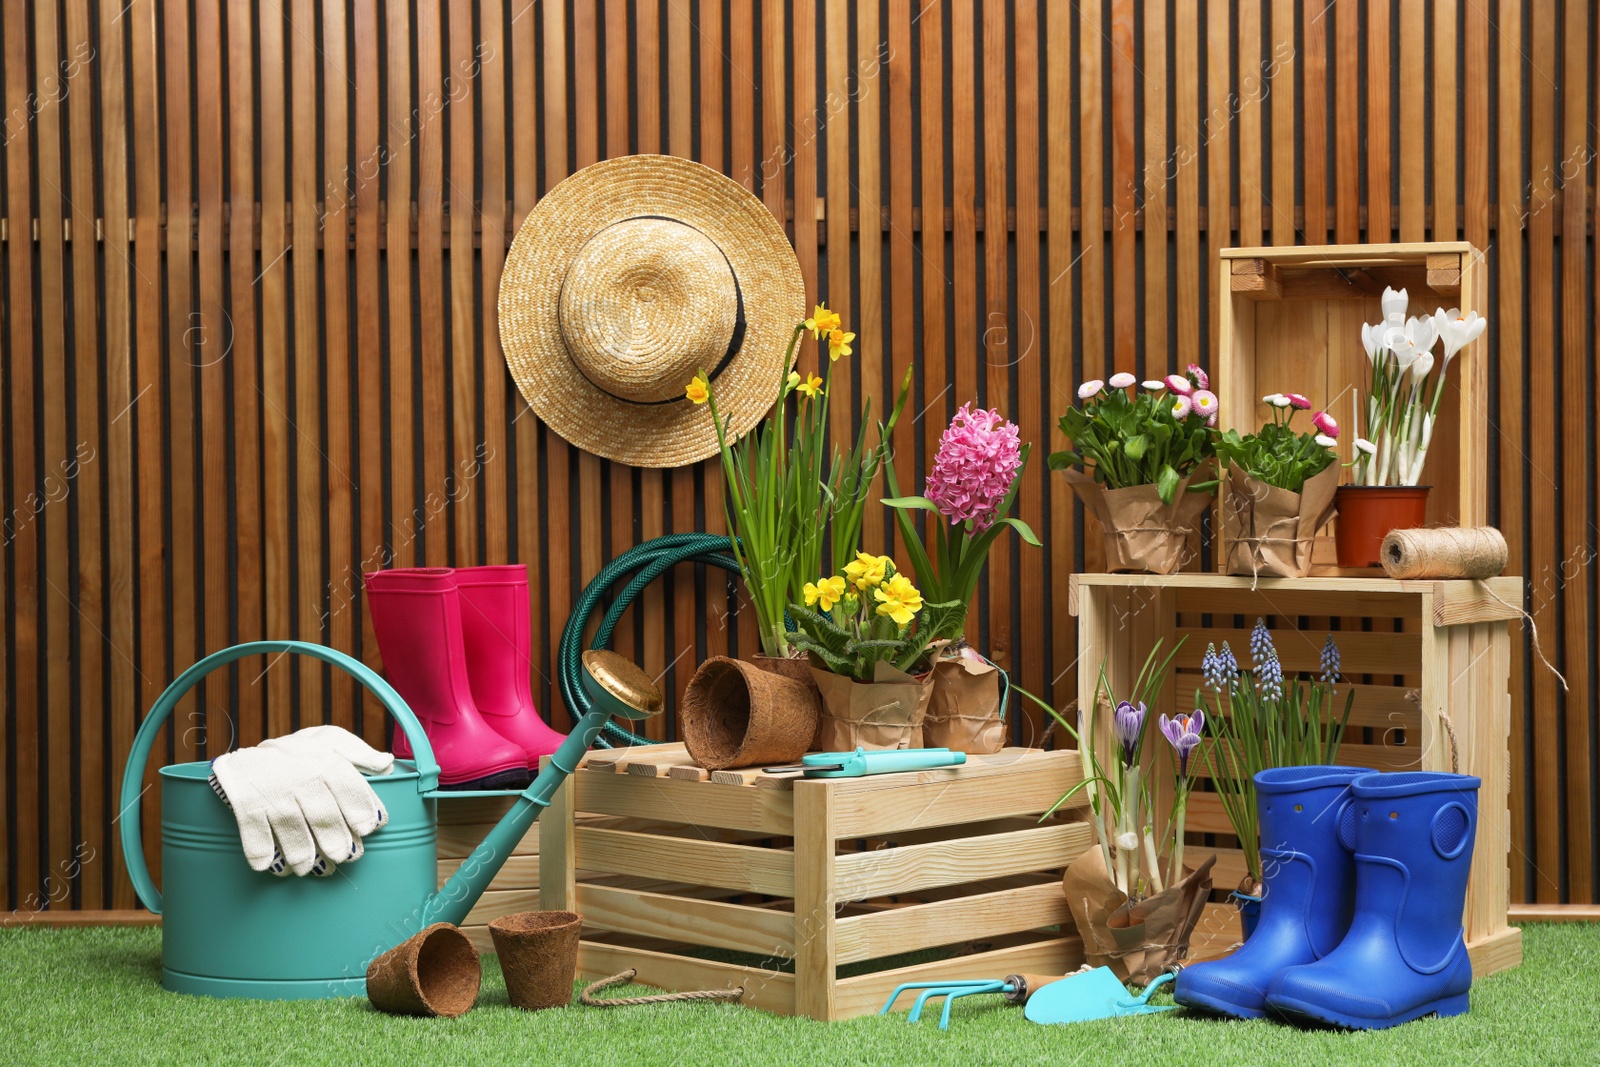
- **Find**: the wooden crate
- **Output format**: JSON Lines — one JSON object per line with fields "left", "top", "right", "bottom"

{"left": 1217, "top": 242, "right": 1485, "bottom": 573}
{"left": 437, "top": 796, "right": 543, "bottom": 952}
{"left": 539, "top": 743, "right": 1092, "bottom": 1020}
{"left": 1070, "top": 571, "right": 1522, "bottom": 977}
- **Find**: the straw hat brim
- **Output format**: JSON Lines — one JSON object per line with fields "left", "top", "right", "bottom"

{"left": 499, "top": 155, "right": 806, "bottom": 468}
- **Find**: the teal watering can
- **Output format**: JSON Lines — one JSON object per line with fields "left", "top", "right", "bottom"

{"left": 119, "top": 640, "right": 659, "bottom": 1000}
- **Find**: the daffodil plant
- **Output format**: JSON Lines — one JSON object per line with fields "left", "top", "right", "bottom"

{"left": 690, "top": 303, "right": 912, "bottom": 657}
{"left": 1049, "top": 366, "right": 1219, "bottom": 504}
{"left": 786, "top": 554, "right": 962, "bottom": 681}
{"left": 1353, "top": 288, "right": 1487, "bottom": 486}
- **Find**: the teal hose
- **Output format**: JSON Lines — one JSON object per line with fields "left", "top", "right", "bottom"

{"left": 558, "top": 533, "right": 742, "bottom": 748}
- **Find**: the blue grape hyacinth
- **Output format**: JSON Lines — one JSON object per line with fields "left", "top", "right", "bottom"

{"left": 1249, "top": 617, "right": 1275, "bottom": 668}
{"left": 1255, "top": 648, "right": 1284, "bottom": 701}
{"left": 1320, "top": 634, "right": 1342, "bottom": 687}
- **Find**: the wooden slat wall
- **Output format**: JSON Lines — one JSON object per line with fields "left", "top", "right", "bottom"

{"left": 0, "top": 1, "right": 1596, "bottom": 911}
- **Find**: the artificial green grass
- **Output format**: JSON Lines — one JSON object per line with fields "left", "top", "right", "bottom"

{"left": 0, "top": 923, "right": 1594, "bottom": 1065}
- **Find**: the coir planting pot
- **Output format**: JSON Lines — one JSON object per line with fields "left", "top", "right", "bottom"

{"left": 680, "top": 656, "right": 820, "bottom": 769}
{"left": 1333, "top": 485, "right": 1430, "bottom": 567}
{"left": 489, "top": 910, "right": 583, "bottom": 1011}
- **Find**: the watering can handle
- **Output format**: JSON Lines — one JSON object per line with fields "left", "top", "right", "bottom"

{"left": 118, "top": 640, "right": 440, "bottom": 915}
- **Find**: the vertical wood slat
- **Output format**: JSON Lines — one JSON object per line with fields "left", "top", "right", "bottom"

{"left": 4, "top": 0, "right": 1600, "bottom": 910}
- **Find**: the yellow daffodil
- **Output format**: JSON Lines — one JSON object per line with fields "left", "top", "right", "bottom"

{"left": 827, "top": 328, "right": 855, "bottom": 362}
{"left": 685, "top": 374, "right": 710, "bottom": 405}
{"left": 802, "top": 574, "right": 847, "bottom": 612}
{"left": 844, "top": 551, "right": 890, "bottom": 591}
{"left": 796, "top": 373, "right": 824, "bottom": 399}
{"left": 804, "top": 303, "right": 842, "bottom": 339}
{"left": 874, "top": 574, "right": 923, "bottom": 626}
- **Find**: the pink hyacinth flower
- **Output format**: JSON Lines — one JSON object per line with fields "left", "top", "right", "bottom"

{"left": 924, "top": 403, "right": 1024, "bottom": 532}
{"left": 1165, "top": 374, "right": 1193, "bottom": 396}
{"left": 1285, "top": 393, "right": 1312, "bottom": 410}
{"left": 1312, "top": 411, "right": 1339, "bottom": 439}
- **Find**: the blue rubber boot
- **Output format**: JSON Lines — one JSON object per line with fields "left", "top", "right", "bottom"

{"left": 1266, "top": 771, "right": 1480, "bottom": 1029}
{"left": 1174, "top": 765, "right": 1370, "bottom": 1019}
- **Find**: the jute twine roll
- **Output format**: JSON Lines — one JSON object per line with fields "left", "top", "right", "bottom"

{"left": 1382, "top": 525, "right": 1567, "bottom": 691}
{"left": 1380, "top": 526, "right": 1508, "bottom": 580}
{"left": 680, "top": 656, "right": 819, "bottom": 770}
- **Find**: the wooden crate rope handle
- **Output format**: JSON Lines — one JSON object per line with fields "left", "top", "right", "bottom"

{"left": 579, "top": 969, "right": 745, "bottom": 1008}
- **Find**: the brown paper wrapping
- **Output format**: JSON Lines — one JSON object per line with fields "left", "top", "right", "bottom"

{"left": 923, "top": 651, "right": 1006, "bottom": 754}
{"left": 1060, "top": 847, "right": 1216, "bottom": 986}
{"left": 1222, "top": 463, "right": 1339, "bottom": 582}
{"left": 1061, "top": 467, "right": 1212, "bottom": 575}
{"left": 809, "top": 660, "right": 935, "bottom": 751}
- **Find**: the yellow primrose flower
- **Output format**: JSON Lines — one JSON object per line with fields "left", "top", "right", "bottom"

{"left": 796, "top": 373, "right": 824, "bottom": 399}
{"left": 844, "top": 551, "right": 890, "bottom": 591}
{"left": 874, "top": 573, "right": 923, "bottom": 626}
{"left": 786, "top": 370, "right": 801, "bottom": 393}
{"left": 685, "top": 374, "right": 710, "bottom": 405}
{"left": 827, "top": 328, "right": 855, "bottom": 362}
{"left": 803, "top": 575, "right": 846, "bottom": 612}
{"left": 804, "top": 303, "right": 842, "bottom": 339}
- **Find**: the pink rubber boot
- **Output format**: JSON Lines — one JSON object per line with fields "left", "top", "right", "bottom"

{"left": 362, "top": 568, "right": 533, "bottom": 789}
{"left": 453, "top": 564, "right": 568, "bottom": 762}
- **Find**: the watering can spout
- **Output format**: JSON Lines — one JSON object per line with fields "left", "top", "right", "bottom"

{"left": 424, "top": 650, "right": 662, "bottom": 929}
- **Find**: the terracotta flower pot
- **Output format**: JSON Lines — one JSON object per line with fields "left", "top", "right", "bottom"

{"left": 1333, "top": 485, "right": 1430, "bottom": 567}
{"left": 680, "top": 656, "right": 819, "bottom": 769}
{"left": 365, "top": 922, "right": 482, "bottom": 1018}
{"left": 489, "top": 910, "right": 582, "bottom": 1011}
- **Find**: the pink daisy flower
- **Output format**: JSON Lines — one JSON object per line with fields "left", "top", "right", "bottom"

{"left": 1170, "top": 394, "right": 1194, "bottom": 419}
{"left": 1186, "top": 364, "right": 1210, "bottom": 390}
{"left": 1312, "top": 411, "right": 1339, "bottom": 439}
{"left": 1078, "top": 379, "right": 1104, "bottom": 400}
{"left": 1165, "top": 374, "right": 1193, "bottom": 396}
{"left": 1109, "top": 372, "right": 1137, "bottom": 389}
{"left": 1285, "top": 393, "right": 1312, "bottom": 410}
{"left": 1191, "top": 389, "right": 1219, "bottom": 417}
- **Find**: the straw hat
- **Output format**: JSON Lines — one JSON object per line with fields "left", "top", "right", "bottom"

{"left": 499, "top": 154, "right": 806, "bottom": 467}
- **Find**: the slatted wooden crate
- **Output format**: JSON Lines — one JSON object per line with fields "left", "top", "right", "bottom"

{"left": 538, "top": 743, "right": 1091, "bottom": 1021}
{"left": 1070, "top": 571, "right": 1522, "bottom": 977}
{"left": 1217, "top": 242, "right": 1486, "bottom": 573}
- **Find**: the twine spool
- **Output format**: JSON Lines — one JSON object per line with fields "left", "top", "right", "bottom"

{"left": 1379, "top": 526, "right": 1508, "bottom": 580}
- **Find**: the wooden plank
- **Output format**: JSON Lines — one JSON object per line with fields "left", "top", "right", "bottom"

{"left": 1109, "top": 0, "right": 1135, "bottom": 366}
{"left": 448, "top": 0, "right": 479, "bottom": 566}
{"left": 950, "top": 0, "right": 978, "bottom": 409}
{"left": 1045, "top": 0, "right": 1076, "bottom": 709}
{"left": 1236, "top": 0, "right": 1263, "bottom": 245}
{"left": 540, "top": 0, "right": 572, "bottom": 726}
{"left": 1366, "top": 0, "right": 1391, "bottom": 240}
{"left": 833, "top": 881, "right": 1069, "bottom": 965}
{"left": 576, "top": 883, "right": 797, "bottom": 957}
{"left": 260, "top": 0, "right": 292, "bottom": 736}
{"left": 479, "top": 0, "right": 510, "bottom": 577}
{"left": 63, "top": 0, "right": 103, "bottom": 907}
{"left": 1300, "top": 0, "right": 1327, "bottom": 244}
{"left": 829, "top": 758, "right": 1081, "bottom": 837}
{"left": 539, "top": 776, "right": 576, "bottom": 911}
{"left": 837, "top": 936, "right": 1078, "bottom": 1020}
{"left": 577, "top": 940, "right": 795, "bottom": 1015}
{"left": 99, "top": 0, "right": 137, "bottom": 907}
{"left": 291, "top": 0, "right": 326, "bottom": 723}
{"left": 1559, "top": 0, "right": 1591, "bottom": 906}
{"left": 322, "top": 0, "right": 355, "bottom": 727}
{"left": 383, "top": 2, "right": 415, "bottom": 572}
{"left": 1013, "top": 0, "right": 1044, "bottom": 732}
{"left": 1333, "top": 0, "right": 1360, "bottom": 242}
{"left": 415, "top": 0, "right": 447, "bottom": 568}
{"left": 793, "top": 780, "right": 835, "bottom": 1020}
{"left": 573, "top": 769, "right": 794, "bottom": 835}
{"left": 834, "top": 822, "right": 1091, "bottom": 899}
{"left": 573, "top": 826, "right": 795, "bottom": 896}
{"left": 1397, "top": 0, "right": 1425, "bottom": 240}
{"left": 1268, "top": 0, "right": 1294, "bottom": 244}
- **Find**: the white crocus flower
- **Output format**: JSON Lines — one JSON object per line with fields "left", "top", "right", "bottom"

{"left": 1115, "top": 831, "right": 1139, "bottom": 852}
{"left": 1361, "top": 322, "right": 1382, "bottom": 363}
{"left": 1410, "top": 350, "right": 1435, "bottom": 383}
{"left": 1435, "top": 308, "right": 1487, "bottom": 366}
{"left": 1381, "top": 286, "right": 1410, "bottom": 328}
{"left": 1404, "top": 313, "right": 1438, "bottom": 356}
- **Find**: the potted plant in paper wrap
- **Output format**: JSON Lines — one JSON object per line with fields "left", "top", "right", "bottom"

{"left": 1194, "top": 621, "right": 1354, "bottom": 937}
{"left": 1338, "top": 289, "right": 1488, "bottom": 566}
{"left": 1018, "top": 642, "right": 1217, "bottom": 984}
{"left": 1215, "top": 393, "right": 1341, "bottom": 581}
{"left": 690, "top": 302, "right": 911, "bottom": 677}
{"left": 786, "top": 556, "right": 962, "bottom": 750}
{"left": 880, "top": 403, "right": 1041, "bottom": 753}
{"left": 1051, "top": 367, "right": 1219, "bottom": 574}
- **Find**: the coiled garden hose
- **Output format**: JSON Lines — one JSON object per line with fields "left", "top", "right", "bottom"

{"left": 558, "top": 533, "right": 742, "bottom": 748}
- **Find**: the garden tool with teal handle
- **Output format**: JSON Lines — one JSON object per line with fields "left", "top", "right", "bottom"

{"left": 1024, "top": 965, "right": 1180, "bottom": 1025}
{"left": 880, "top": 973, "right": 1064, "bottom": 1029}
{"left": 764, "top": 747, "right": 967, "bottom": 778}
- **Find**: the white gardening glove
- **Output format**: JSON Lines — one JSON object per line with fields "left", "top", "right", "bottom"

{"left": 210, "top": 726, "right": 392, "bottom": 877}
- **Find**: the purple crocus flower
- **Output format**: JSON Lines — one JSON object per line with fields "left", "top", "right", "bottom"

{"left": 1114, "top": 700, "right": 1146, "bottom": 766}
{"left": 1159, "top": 710, "right": 1205, "bottom": 777}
